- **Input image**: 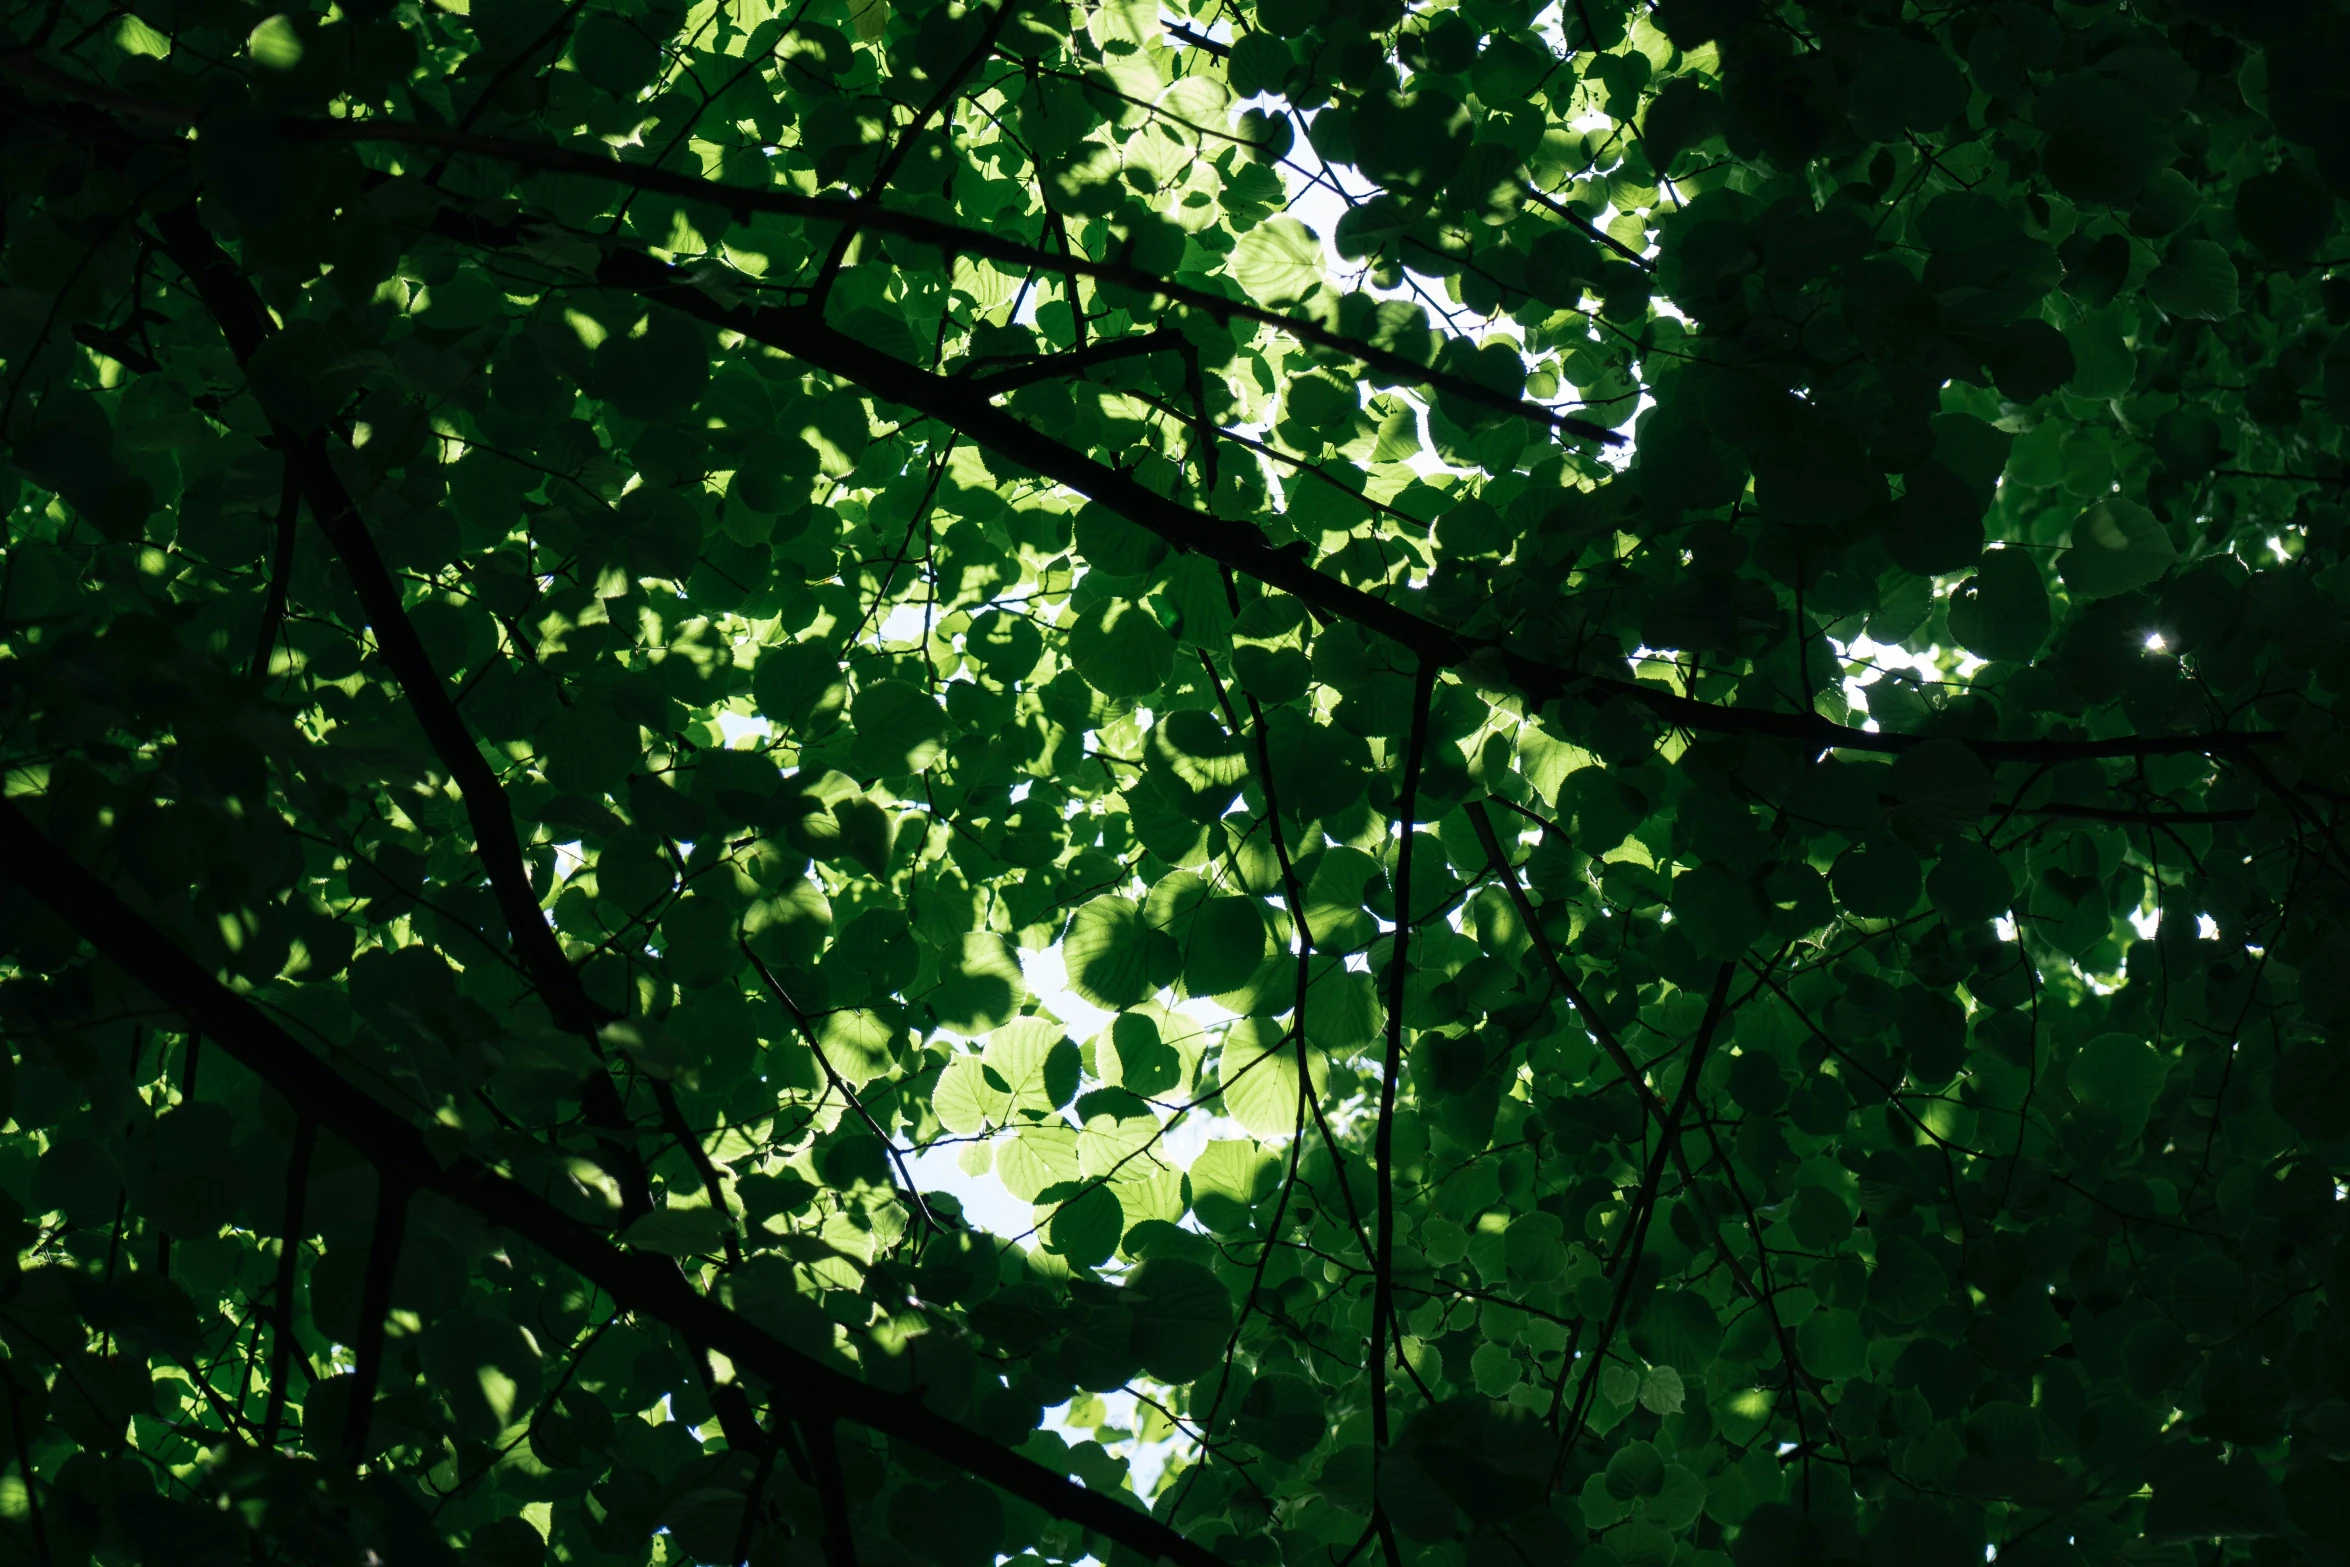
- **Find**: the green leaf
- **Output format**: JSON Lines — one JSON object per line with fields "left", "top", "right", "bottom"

{"left": 849, "top": 679, "right": 951, "bottom": 777}
{"left": 1795, "top": 1309, "right": 1867, "bottom": 1381}
{"left": 1985, "top": 318, "right": 2077, "bottom": 403}
{"left": 1125, "top": 1256, "right": 1234, "bottom": 1381}
{"left": 1833, "top": 837, "right": 1922, "bottom": 918}
{"left": 1234, "top": 1372, "right": 1325, "bottom": 1459}
{"left": 1636, "top": 1364, "right": 1686, "bottom": 1415}
{"left": 1605, "top": 1441, "right": 1666, "bottom": 1501}
{"left": 1926, "top": 840, "right": 2013, "bottom": 926}
{"left": 2067, "top": 1032, "right": 2170, "bottom": 1135}
{"left": 1177, "top": 896, "right": 1271, "bottom": 997}
{"left": 983, "top": 1018, "right": 1081, "bottom": 1116}
{"left": 1231, "top": 217, "right": 1325, "bottom": 306}
{"left": 1887, "top": 739, "right": 1990, "bottom": 842}
{"left": 2144, "top": 237, "right": 2239, "bottom": 320}
{"left": 593, "top": 309, "right": 709, "bottom": 423}
{"left": 1068, "top": 600, "right": 1176, "bottom": 700}
{"left": 753, "top": 643, "right": 850, "bottom": 735}
{"left": 1074, "top": 502, "right": 1169, "bottom": 577}
{"left": 1042, "top": 1182, "right": 1124, "bottom": 1268}
{"left": 817, "top": 1008, "right": 902, "bottom": 1086}
{"left": 928, "top": 932, "right": 1029, "bottom": 1034}
{"left": 1218, "top": 1017, "right": 1323, "bottom": 1139}
{"left": 1188, "top": 1139, "right": 1275, "bottom": 1233}
{"left": 1101, "top": 1011, "right": 1179, "bottom": 1096}
{"left": 1865, "top": 1235, "right": 1947, "bottom": 1323}
{"left": 1632, "top": 1290, "right": 1722, "bottom": 1373}
{"left": 571, "top": 13, "right": 662, "bottom": 96}
{"left": 247, "top": 12, "right": 304, "bottom": 68}
{"left": 1671, "top": 862, "right": 1768, "bottom": 960}
{"left": 2234, "top": 167, "right": 2332, "bottom": 265}
{"left": 996, "top": 1123, "right": 1081, "bottom": 1202}
{"left": 933, "top": 1054, "right": 996, "bottom": 1134}
{"left": 1947, "top": 549, "right": 2051, "bottom": 663}
{"left": 1786, "top": 1187, "right": 1852, "bottom": 1250}
{"left": 2060, "top": 498, "right": 2178, "bottom": 599}
{"left": 419, "top": 1315, "right": 543, "bottom": 1441}
{"left": 1064, "top": 897, "right": 1156, "bottom": 1009}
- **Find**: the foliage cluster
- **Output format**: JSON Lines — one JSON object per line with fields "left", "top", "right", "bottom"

{"left": 0, "top": 0, "right": 2347, "bottom": 1563}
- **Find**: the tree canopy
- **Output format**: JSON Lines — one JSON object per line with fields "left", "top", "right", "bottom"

{"left": 1, "top": 0, "right": 2347, "bottom": 1563}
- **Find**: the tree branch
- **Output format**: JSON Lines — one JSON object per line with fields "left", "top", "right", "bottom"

{"left": 248, "top": 455, "right": 299, "bottom": 683}
{"left": 343, "top": 1174, "right": 409, "bottom": 1468}
{"left": 261, "top": 1117, "right": 317, "bottom": 1449}
{"left": 1369, "top": 662, "right": 1437, "bottom": 1484}
{"left": 805, "top": 0, "right": 1016, "bottom": 307}
{"left": 1549, "top": 962, "right": 1733, "bottom": 1487}
{"left": 960, "top": 326, "right": 1182, "bottom": 392}
{"left": 743, "top": 946, "right": 939, "bottom": 1236}
{"left": 0, "top": 794, "right": 1226, "bottom": 1567}
{"left": 1, "top": 1364, "right": 49, "bottom": 1567}
{"left": 805, "top": 1418, "right": 861, "bottom": 1567}
{"left": 271, "top": 117, "right": 1621, "bottom": 442}
{"left": 588, "top": 248, "right": 2285, "bottom": 770}
{"left": 1162, "top": 20, "right": 1229, "bottom": 54}
{"left": 19, "top": 73, "right": 2286, "bottom": 774}
{"left": 1522, "top": 184, "right": 1654, "bottom": 271}
{"left": 1463, "top": 799, "right": 1664, "bottom": 1120}
{"left": 155, "top": 206, "right": 600, "bottom": 1034}
{"left": 152, "top": 203, "right": 663, "bottom": 1217}
{"left": 650, "top": 1079, "right": 744, "bottom": 1269}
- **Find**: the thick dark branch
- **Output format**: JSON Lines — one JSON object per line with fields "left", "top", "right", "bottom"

{"left": 164, "top": 204, "right": 660, "bottom": 1210}
{"left": 1464, "top": 799, "right": 1664, "bottom": 1119}
{"left": 1163, "top": 20, "right": 1229, "bottom": 54}
{"left": 343, "top": 1175, "right": 409, "bottom": 1467}
{"left": 597, "top": 249, "right": 2284, "bottom": 769}
{"left": 1, "top": 1365, "right": 49, "bottom": 1565}
{"left": 274, "top": 118, "right": 1620, "bottom": 443}
{"left": 0, "top": 796, "right": 1224, "bottom": 1567}
{"left": 1369, "top": 662, "right": 1437, "bottom": 1460}
{"left": 5, "top": 75, "right": 2302, "bottom": 773}
{"left": 248, "top": 458, "right": 299, "bottom": 683}
{"left": 261, "top": 1117, "right": 317, "bottom": 1449}
{"left": 154, "top": 206, "right": 614, "bottom": 1037}
{"left": 806, "top": 0, "right": 1016, "bottom": 306}
{"left": 602, "top": 248, "right": 1509, "bottom": 654}
{"left": 733, "top": 1440, "right": 780, "bottom": 1567}
{"left": 1522, "top": 185, "right": 1654, "bottom": 271}
{"left": 650, "top": 1079, "right": 744, "bottom": 1268}
{"left": 806, "top": 1419, "right": 860, "bottom": 1567}
{"left": 961, "top": 327, "right": 1182, "bottom": 392}
{"left": 71, "top": 320, "right": 159, "bottom": 372}
{"left": 2010, "top": 801, "right": 2252, "bottom": 825}
{"left": 0, "top": 49, "right": 185, "bottom": 122}
{"left": 743, "top": 946, "right": 938, "bottom": 1235}
{"left": 1550, "top": 962, "right": 1733, "bottom": 1486}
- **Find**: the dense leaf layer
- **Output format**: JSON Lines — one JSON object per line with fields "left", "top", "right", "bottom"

{"left": 0, "top": 0, "right": 2346, "bottom": 1564}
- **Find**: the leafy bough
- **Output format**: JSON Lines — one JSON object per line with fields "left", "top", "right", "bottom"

{"left": 0, "top": 65, "right": 2299, "bottom": 785}
{"left": 0, "top": 792, "right": 1226, "bottom": 1567}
